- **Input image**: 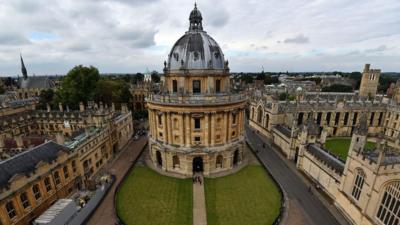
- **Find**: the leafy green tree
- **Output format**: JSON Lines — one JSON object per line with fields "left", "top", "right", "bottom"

{"left": 0, "top": 86, "right": 5, "bottom": 94}
{"left": 151, "top": 71, "right": 161, "bottom": 83}
{"left": 322, "top": 84, "right": 353, "bottom": 92}
{"left": 58, "top": 65, "right": 100, "bottom": 109}
{"left": 38, "top": 89, "right": 55, "bottom": 109}
{"left": 240, "top": 74, "right": 254, "bottom": 84}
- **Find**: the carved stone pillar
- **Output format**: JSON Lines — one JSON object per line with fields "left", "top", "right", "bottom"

{"left": 185, "top": 113, "right": 191, "bottom": 147}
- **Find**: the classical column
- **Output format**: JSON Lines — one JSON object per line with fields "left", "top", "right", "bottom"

{"left": 224, "top": 111, "right": 229, "bottom": 142}
{"left": 210, "top": 112, "right": 216, "bottom": 146}
{"left": 163, "top": 112, "right": 167, "bottom": 143}
{"left": 167, "top": 112, "right": 172, "bottom": 144}
{"left": 180, "top": 112, "right": 185, "bottom": 146}
{"left": 204, "top": 113, "right": 210, "bottom": 146}
{"left": 185, "top": 113, "right": 191, "bottom": 147}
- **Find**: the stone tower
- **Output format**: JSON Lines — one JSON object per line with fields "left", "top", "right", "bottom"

{"left": 359, "top": 64, "right": 380, "bottom": 98}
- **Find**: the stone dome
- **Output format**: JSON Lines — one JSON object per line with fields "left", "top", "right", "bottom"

{"left": 167, "top": 4, "right": 225, "bottom": 71}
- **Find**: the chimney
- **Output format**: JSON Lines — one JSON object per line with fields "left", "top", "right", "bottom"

{"left": 59, "top": 102, "right": 63, "bottom": 112}
{"left": 15, "top": 135, "right": 24, "bottom": 149}
{"left": 46, "top": 103, "right": 51, "bottom": 112}
{"left": 79, "top": 102, "right": 85, "bottom": 112}
{"left": 121, "top": 103, "right": 128, "bottom": 113}
{"left": 55, "top": 132, "right": 65, "bottom": 145}
{"left": 0, "top": 135, "right": 5, "bottom": 151}
{"left": 111, "top": 102, "right": 115, "bottom": 112}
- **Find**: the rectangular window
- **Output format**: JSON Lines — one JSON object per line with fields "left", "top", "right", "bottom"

{"left": 72, "top": 160, "right": 77, "bottom": 173}
{"left": 158, "top": 114, "right": 162, "bottom": 126}
{"left": 232, "top": 114, "right": 237, "bottom": 125}
{"left": 20, "top": 192, "right": 30, "bottom": 209}
{"left": 63, "top": 166, "right": 69, "bottom": 179}
{"left": 6, "top": 201, "right": 16, "bottom": 219}
{"left": 54, "top": 171, "right": 61, "bottom": 185}
{"left": 194, "top": 136, "right": 201, "bottom": 142}
{"left": 370, "top": 112, "right": 375, "bottom": 126}
{"left": 344, "top": 112, "right": 349, "bottom": 126}
{"left": 353, "top": 112, "right": 358, "bottom": 125}
{"left": 334, "top": 113, "right": 340, "bottom": 125}
{"left": 172, "top": 80, "right": 178, "bottom": 93}
{"left": 194, "top": 118, "right": 201, "bottom": 129}
{"left": 326, "top": 112, "right": 331, "bottom": 125}
{"left": 32, "top": 184, "right": 41, "bottom": 200}
{"left": 44, "top": 177, "right": 52, "bottom": 192}
{"left": 215, "top": 79, "right": 221, "bottom": 93}
{"left": 193, "top": 80, "right": 201, "bottom": 93}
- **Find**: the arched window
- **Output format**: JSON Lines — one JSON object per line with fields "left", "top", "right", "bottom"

{"left": 216, "top": 155, "right": 223, "bottom": 168}
{"left": 172, "top": 80, "right": 178, "bottom": 93}
{"left": 257, "top": 107, "right": 263, "bottom": 124}
{"left": 156, "top": 151, "right": 162, "bottom": 167}
{"left": 265, "top": 114, "right": 269, "bottom": 128}
{"left": 351, "top": 169, "right": 365, "bottom": 200}
{"left": 298, "top": 112, "right": 304, "bottom": 125}
{"left": 376, "top": 181, "right": 400, "bottom": 225}
{"left": 173, "top": 155, "right": 180, "bottom": 169}
{"left": 251, "top": 107, "right": 254, "bottom": 120}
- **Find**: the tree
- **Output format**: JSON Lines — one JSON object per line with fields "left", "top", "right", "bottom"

{"left": 151, "top": 71, "right": 160, "bottom": 83}
{"left": 57, "top": 65, "right": 100, "bottom": 109}
{"left": 322, "top": 84, "right": 353, "bottom": 92}
{"left": 132, "top": 73, "right": 144, "bottom": 84}
{"left": 240, "top": 74, "right": 254, "bottom": 84}
{"left": 0, "top": 85, "right": 5, "bottom": 94}
{"left": 38, "top": 89, "right": 55, "bottom": 110}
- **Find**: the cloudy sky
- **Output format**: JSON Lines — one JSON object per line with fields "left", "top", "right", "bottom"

{"left": 0, "top": 0, "right": 399, "bottom": 76}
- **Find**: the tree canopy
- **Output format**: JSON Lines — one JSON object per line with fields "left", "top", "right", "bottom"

{"left": 321, "top": 84, "right": 353, "bottom": 92}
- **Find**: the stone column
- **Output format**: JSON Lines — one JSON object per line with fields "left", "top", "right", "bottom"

{"left": 210, "top": 112, "right": 216, "bottom": 146}
{"left": 205, "top": 113, "right": 210, "bottom": 147}
{"left": 167, "top": 112, "right": 172, "bottom": 144}
{"left": 185, "top": 113, "right": 191, "bottom": 147}
{"left": 181, "top": 112, "right": 185, "bottom": 146}
{"left": 224, "top": 111, "right": 229, "bottom": 143}
{"left": 163, "top": 112, "right": 167, "bottom": 143}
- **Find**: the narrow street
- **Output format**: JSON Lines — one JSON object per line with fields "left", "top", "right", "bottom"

{"left": 246, "top": 125, "right": 349, "bottom": 225}
{"left": 86, "top": 137, "right": 147, "bottom": 225}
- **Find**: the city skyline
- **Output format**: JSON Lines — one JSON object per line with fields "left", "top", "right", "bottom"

{"left": 0, "top": 0, "right": 399, "bottom": 76}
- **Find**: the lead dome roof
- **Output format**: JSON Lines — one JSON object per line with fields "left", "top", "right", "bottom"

{"left": 167, "top": 4, "right": 225, "bottom": 71}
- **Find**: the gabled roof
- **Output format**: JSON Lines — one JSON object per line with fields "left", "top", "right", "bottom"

{"left": 19, "top": 76, "right": 55, "bottom": 89}
{"left": 0, "top": 141, "right": 70, "bottom": 189}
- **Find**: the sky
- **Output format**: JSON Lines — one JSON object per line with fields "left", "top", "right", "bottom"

{"left": 0, "top": 0, "right": 399, "bottom": 76}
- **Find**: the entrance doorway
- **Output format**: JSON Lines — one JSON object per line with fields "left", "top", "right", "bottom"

{"left": 193, "top": 157, "right": 203, "bottom": 172}
{"left": 233, "top": 150, "right": 240, "bottom": 166}
{"left": 156, "top": 151, "right": 162, "bottom": 167}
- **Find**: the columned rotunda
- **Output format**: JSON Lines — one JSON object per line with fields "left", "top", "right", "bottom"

{"left": 146, "top": 5, "right": 246, "bottom": 177}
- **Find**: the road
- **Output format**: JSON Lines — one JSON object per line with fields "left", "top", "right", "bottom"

{"left": 86, "top": 137, "right": 147, "bottom": 225}
{"left": 246, "top": 125, "right": 349, "bottom": 225}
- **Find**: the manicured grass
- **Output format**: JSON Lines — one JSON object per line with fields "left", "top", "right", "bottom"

{"left": 325, "top": 138, "right": 375, "bottom": 161}
{"left": 116, "top": 166, "right": 193, "bottom": 225}
{"left": 205, "top": 165, "right": 281, "bottom": 225}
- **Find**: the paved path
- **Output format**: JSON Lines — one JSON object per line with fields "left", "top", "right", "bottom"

{"left": 86, "top": 137, "right": 147, "bottom": 225}
{"left": 246, "top": 125, "right": 350, "bottom": 225}
{"left": 193, "top": 175, "right": 207, "bottom": 225}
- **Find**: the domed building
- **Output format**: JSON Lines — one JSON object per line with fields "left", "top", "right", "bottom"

{"left": 146, "top": 4, "right": 247, "bottom": 177}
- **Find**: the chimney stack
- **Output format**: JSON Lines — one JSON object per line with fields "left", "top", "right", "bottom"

{"left": 55, "top": 132, "right": 65, "bottom": 145}
{"left": 79, "top": 102, "right": 85, "bottom": 112}
{"left": 15, "top": 135, "right": 24, "bottom": 149}
{"left": 111, "top": 102, "right": 115, "bottom": 112}
{"left": 46, "top": 103, "right": 51, "bottom": 112}
{"left": 59, "top": 102, "right": 63, "bottom": 112}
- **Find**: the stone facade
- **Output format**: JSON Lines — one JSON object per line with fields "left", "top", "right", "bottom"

{"left": 146, "top": 6, "right": 246, "bottom": 177}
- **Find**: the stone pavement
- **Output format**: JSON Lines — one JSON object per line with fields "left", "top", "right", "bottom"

{"left": 193, "top": 174, "right": 207, "bottom": 225}
{"left": 86, "top": 137, "right": 147, "bottom": 225}
{"left": 245, "top": 125, "right": 350, "bottom": 225}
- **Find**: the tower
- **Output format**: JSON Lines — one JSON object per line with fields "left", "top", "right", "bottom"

{"left": 146, "top": 4, "right": 246, "bottom": 177}
{"left": 20, "top": 53, "right": 28, "bottom": 80}
{"left": 359, "top": 64, "right": 380, "bottom": 98}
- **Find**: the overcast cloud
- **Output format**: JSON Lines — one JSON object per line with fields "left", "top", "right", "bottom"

{"left": 0, "top": 0, "right": 399, "bottom": 76}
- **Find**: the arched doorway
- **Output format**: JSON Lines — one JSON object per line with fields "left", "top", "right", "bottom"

{"left": 193, "top": 157, "right": 203, "bottom": 172}
{"left": 216, "top": 155, "right": 223, "bottom": 168}
{"left": 156, "top": 151, "right": 162, "bottom": 167}
{"left": 233, "top": 150, "right": 240, "bottom": 166}
{"left": 173, "top": 155, "right": 180, "bottom": 169}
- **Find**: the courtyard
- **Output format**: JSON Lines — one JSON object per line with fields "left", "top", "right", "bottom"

{"left": 205, "top": 165, "right": 281, "bottom": 225}
{"left": 325, "top": 138, "right": 375, "bottom": 161}
{"left": 116, "top": 166, "right": 193, "bottom": 225}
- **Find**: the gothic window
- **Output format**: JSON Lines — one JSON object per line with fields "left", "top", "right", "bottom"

{"left": 370, "top": 112, "right": 375, "bottom": 126}
{"left": 257, "top": 107, "right": 263, "bottom": 124}
{"left": 173, "top": 155, "right": 180, "bottom": 169}
{"left": 353, "top": 112, "right": 358, "bottom": 125}
{"left": 265, "top": 114, "right": 269, "bottom": 128}
{"left": 172, "top": 80, "right": 178, "bottom": 93}
{"left": 5, "top": 201, "right": 16, "bottom": 219}
{"left": 378, "top": 112, "right": 383, "bottom": 126}
{"left": 216, "top": 79, "right": 221, "bottom": 93}
{"left": 317, "top": 112, "right": 322, "bottom": 125}
{"left": 193, "top": 80, "right": 201, "bottom": 93}
{"left": 351, "top": 169, "right": 365, "bottom": 200}
{"left": 216, "top": 155, "right": 223, "bottom": 168}
{"left": 376, "top": 181, "right": 400, "bottom": 225}
{"left": 63, "top": 166, "right": 69, "bottom": 179}
{"left": 54, "top": 171, "right": 61, "bottom": 185}
{"left": 32, "top": 184, "right": 42, "bottom": 200}
{"left": 20, "top": 192, "right": 30, "bottom": 209}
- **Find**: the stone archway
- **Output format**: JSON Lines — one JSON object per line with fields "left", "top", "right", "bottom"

{"left": 193, "top": 156, "right": 203, "bottom": 172}
{"left": 156, "top": 151, "right": 162, "bottom": 167}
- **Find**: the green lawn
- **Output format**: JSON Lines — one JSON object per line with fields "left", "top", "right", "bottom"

{"left": 325, "top": 138, "right": 375, "bottom": 161}
{"left": 116, "top": 166, "right": 193, "bottom": 225}
{"left": 205, "top": 165, "right": 281, "bottom": 225}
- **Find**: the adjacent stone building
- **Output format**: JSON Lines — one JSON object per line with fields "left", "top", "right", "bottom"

{"left": 147, "top": 5, "right": 246, "bottom": 177}
{"left": 359, "top": 64, "right": 381, "bottom": 98}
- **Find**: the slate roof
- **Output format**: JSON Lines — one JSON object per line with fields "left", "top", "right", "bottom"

{"left": 0, "top": 141, "right": 70, "bottom": 189}
{"left": 307, "top": 144, "right": 345, "bottom": 174}
{"left": 274, "top": 125, "right": 292, "bottom": 138}
{"left": 19, "top": 76, "right": 55, "bottom": 89}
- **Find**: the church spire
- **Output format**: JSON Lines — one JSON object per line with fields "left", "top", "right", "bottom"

{"left": 20, "top": 53, "right": 28, "bottom": 80}
{"left": 189, "top": 3, "right": 203, "bottom": 31}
